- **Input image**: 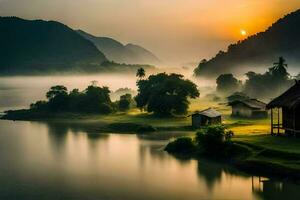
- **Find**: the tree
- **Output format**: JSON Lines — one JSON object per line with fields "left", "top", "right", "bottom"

{"left": 135, "top": 73, "right": 200, "bottom": 116}
{"left": 46, "top": 85, "right": 69, "bottom": 111}
{"left": 216, "top": 74, "right": 239, "bottom": 95}
{"left": 118, "top": 94, "right": 132, "bottom": 111}
{"left": 46, "top": 85, "right": 68, "bottom": 100}
{"left": 82, "top": 85, "right": 113, "bottom": 113}
{"left": 136, "top": 68, "right": 145, "bottom": 79}
{"left": 243, "top": 57, "right": 292, "bottom": 99}
{"left": 269, "top": 57, "right": 289, "bottom": 81}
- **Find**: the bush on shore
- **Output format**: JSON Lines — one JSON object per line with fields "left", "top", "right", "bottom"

{"left": 165, "top": 125, "right": 238, "bottom": 158}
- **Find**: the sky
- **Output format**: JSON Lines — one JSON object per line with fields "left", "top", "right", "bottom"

{"left": 1, "top": 0, "right": 300, "bottom": 65}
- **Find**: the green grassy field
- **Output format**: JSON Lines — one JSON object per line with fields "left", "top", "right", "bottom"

{"left": 2, "top": 96, "right": 272, "bottom": 135}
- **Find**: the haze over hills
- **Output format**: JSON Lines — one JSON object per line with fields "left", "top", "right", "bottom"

{"left": 77, "top": 30, "right": 160, "bottom": 65}
{"left": 194, "top": 9, "right": 300, "bottom": 78}
{"left": 0, "top": 17, "right": 108, "bottom": 74}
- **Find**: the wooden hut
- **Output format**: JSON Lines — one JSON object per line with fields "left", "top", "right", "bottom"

{"left": 190, "top": 108, "right": 221, "bottom": 128}
{"left": 229, "top": 99, "right": 268, "bottom": 118}
{"left": 266, "top": 81, "right": 300, "bottom": 135}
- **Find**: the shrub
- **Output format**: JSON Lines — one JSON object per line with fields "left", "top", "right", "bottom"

{"left": 165, "top": 137, "right": 196, "bottom": 155}
{"left": 118, "top": 93, "right": 132, "bottom": 111}
{"left": 195, "top": 125, "right": 234, "bottom": 156}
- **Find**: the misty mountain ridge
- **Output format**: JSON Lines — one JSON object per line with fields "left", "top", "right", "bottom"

{"left": 77, "top": 30, "right": 160, "bottom": 65}
{"left": 0, "top": 17, "right": 108, "bottom": 74}
{"left": 0, "top": 17, "right": 156, "bottom": 75}
{"left": 194, "top": 9, "right": 300, "bottom": 78}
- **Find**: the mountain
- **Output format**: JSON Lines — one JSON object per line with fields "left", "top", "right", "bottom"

{"left": 194, "top": 9, "right": 300, "bottom": 78}
{"left": 0, "top": 17, "right": 107, "bottom": 74}
{"left": 77, "top": 30, "right": 160, "bottom": 65}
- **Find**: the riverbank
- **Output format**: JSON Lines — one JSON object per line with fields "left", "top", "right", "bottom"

{"left": 1, "top": 109, "right": 197, "bottom": 134}
{"left": 165, "top": 133, "right": 300, "bottom": 180}
{"left": 3, "top": 100, "right": 300, "bottom": 180}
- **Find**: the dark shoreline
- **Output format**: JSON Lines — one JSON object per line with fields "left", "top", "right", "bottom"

{"left": 166, "top": 145, "right": 300, "bottom": 182}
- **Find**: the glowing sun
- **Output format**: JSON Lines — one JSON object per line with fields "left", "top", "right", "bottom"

{"left": 240, "top": 29, "right": 247, "bottom": 36}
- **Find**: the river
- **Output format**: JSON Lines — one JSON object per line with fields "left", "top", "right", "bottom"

{"left": 0, "top": 75, "right": 299, "bottom": 200}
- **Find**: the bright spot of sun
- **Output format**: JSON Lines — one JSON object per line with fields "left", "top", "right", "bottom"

{"left": 240, "top": 30, "right": 247, "bottom": 36}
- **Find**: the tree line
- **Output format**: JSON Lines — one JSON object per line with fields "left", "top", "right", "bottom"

{"left": 215, "top": 57, "right": 293, "bottom": 100}
{"left": 29, "top": 68, "right": 200, "bottom": 116}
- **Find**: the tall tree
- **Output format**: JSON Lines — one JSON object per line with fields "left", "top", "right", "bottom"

{"left": 269, "top": 57, "right": 289, "bottom": 81}
{"left": 136, "top": 68, "right": 146, "bottom": 79}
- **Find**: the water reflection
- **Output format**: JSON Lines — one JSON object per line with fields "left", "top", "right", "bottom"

{"left": 0, "top": 120, "right": 299, "bottom": 199}
{"left": 252, "top": 177, "right": 300, "bottom": 200}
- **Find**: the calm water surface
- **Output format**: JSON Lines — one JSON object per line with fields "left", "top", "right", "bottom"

{"left": 0, "top": 76, "right": 299, "bottom": 200}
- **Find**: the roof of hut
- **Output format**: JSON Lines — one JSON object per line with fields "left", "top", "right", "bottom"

{"left": 229, "top": 99, "right": 266, "bottom": 110}
{"left": 191, "top": 108, "right": 221, "bottom": 118}
{"left": 267, "top": 81, "right": 300, "bottom": 109}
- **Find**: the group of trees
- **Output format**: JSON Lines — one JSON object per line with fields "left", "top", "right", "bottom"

{"left": 135, "top": 72, "right": 200, "bottom": 116}
{"left": 216, "top": 57, "right": 293, "bottom": 99}
{"left": 30, "top": 68, "right": 200, "bottom": 117}
{"left": 31, "top": 85, "right": 115, "bottom": 114}
{"left": 216, "top": 74, "right": 241, "bottom": 95}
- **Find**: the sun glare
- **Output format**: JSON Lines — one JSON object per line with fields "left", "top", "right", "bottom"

{"left": 240, "top": 29, "right": 247, "bottom": 36}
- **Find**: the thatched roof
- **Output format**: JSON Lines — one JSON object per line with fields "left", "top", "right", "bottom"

{"left": 229, "top": 99, "right": 266, "bottom": 110}
{"left": 267, "top": 81, "right": 300, "bottom": 109}
{"left": 191, "top": 108, "right": 221, "bottom": 118}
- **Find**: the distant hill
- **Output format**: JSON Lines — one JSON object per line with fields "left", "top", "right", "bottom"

{"left": 77, "top": 30, "right": 160, "bottom": 65}
{"left": 0, "top": 17, "right": 107, "bottom": 74}
{"left": 194, "top": 9, "right": 300, "bottom": 78}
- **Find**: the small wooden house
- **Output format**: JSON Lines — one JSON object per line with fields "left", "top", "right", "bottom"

{"left": 229, "top": 99, "right": 268, "bottom": 118}
{"left": 266, "top": 81, "right": 300, "bottom": 135}
{"left": 190, "top": 108, "right": 222, "bottom": 128}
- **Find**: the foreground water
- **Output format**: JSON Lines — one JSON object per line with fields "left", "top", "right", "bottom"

{"left": 0, "top": 75, "right": 299, "bottom": 199}
{"left": 0, "top": 120, "right": 299, "bottom": 200}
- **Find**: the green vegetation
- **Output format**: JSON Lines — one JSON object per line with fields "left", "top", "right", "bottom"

{"left": 165, "top": 125, "right": 300, "bottom": 179}
{"left": 30, "top": 84, "right": 114, "bottom": 114}
{"left": 213, "top": 57, "right": 293, "bottom": 100}
{"left": 216, "top": 74, "right": 241, "bottom": 95}
{"left": 118, "top": 94, "right": 133, "bottom": 111}
{"left": 136, "top": 67, "right": 146, "bottom": 79}
{"left": 243, "top": 57, "right": 292, "bottom": 99}
{"left": 165, "top": 125, "right": 238, "bottom": 158}
{"left": 135, "top": 73, "right": 200, "bottom": 116}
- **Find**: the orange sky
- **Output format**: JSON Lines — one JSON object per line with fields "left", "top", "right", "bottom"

{"left": 1, "top": 0, "right": 300, "bottom": 64}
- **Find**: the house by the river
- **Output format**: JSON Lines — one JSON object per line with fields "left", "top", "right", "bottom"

{"left": 190, "top": 108, "right": 222, "bottom": 128}
{"left": 229, "top": 99, "right": 268, "bottom": 118}
{"left": 266, "top": 81, "right": 300, "bottom": 135}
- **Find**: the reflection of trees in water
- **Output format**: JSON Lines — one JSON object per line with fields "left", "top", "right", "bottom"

{"left": 46, "top": 122, "right": 69, "bottom": 155}
{"left": 197, "top": 160, "right": 223, "bottom": 191}
{"left": 44, "top": 122, "right": 110, "bottom": 155}
{"left": 252, "top": 177, "right": 300, "bottom": 200}
{"left": 138, "top": 139, "right": 192, "bottom": 167}
{"left": 197, "top": 159, "right": 249, "bottom": 192}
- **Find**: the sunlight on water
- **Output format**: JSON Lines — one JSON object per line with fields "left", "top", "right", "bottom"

{"left": 1, "top": 120, "right": 298, "bottom": 200}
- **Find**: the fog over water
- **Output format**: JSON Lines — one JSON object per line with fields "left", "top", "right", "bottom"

{"left": 0, "top": 67, "right": 217, "bottom": 112}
